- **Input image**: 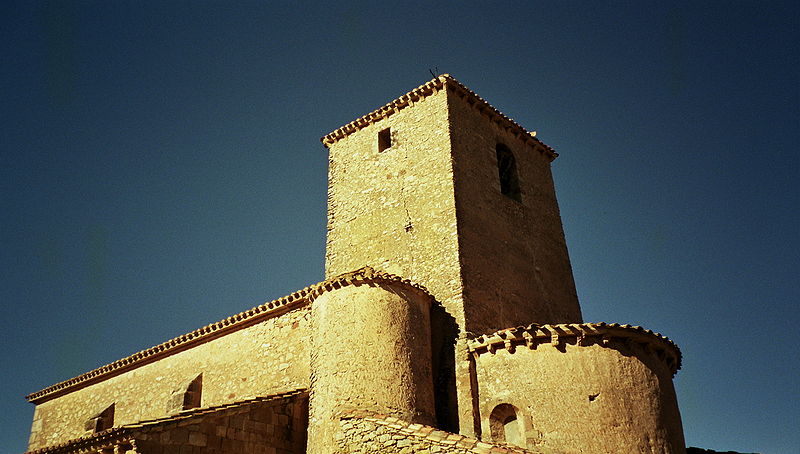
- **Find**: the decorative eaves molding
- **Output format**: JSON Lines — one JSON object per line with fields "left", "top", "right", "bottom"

{"left": 307, "top": 266, "right": 433, "bottom": 303}
{"left": 468, "top": 322, "right": 682, "bottom": 376}
{"left": 320, "top": 74, "right": 558, "bottom": 161}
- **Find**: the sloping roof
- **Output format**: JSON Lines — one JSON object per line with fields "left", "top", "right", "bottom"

{"left": 320, "top": 74, "right": 558, "bottom": 160}
{"left": 340, "top": 408, "right": 543, "bottom": 454}
{"left": 25, "top": 389, "right": 307, "bottom": 454}
{"left": 25, "top": 286, "right": 314, "bottom": 403}
{"left": 27, "top": 267, "right": 430, "bottom": 403}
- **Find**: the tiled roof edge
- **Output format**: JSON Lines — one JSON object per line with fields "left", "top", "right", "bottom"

{"left": 340, "top": 408, "right": 541, "bottom": 454}
{"left": 24, "top": 427, "right": 132, "bottom": 454}
{"left": 307, "top": 266, "right": 433, "bottom": 303}
{"left": 27, "top": 267, "right": 428, "bottom": 403}
{"left": 320, "top": 74, "right": 558, "bottom": 160}
{"left": 24, "top": 390, "right": 307, "bottom": 454}
{"left": 26, "top": 287, "right": 315, "bottom": 403}
{"left": 467, "top": 322, "right": 682, "bottom": 376}
{"left": 123, "top": 388, "right": 307, "bottom": 429}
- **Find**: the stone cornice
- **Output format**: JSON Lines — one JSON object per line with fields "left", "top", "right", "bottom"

{"left": 320, "top": 74, "right": 558, "bottom": 161}
{"left": 308, "top": 266, "right": 433, "bottom": 303}
{"left": 468, "top": 322, "right": 682, "bottom": 376}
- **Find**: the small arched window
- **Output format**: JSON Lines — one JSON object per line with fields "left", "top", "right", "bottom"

{"left": 489, "top": 403, "right": 524, "bottom": 447}
{"left": 496, "top": 144, "right": 521, "bottom": 201}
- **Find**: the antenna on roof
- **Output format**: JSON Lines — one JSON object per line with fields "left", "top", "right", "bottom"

{"left": 428, "top": 67, "right": 440, "bottom": 78}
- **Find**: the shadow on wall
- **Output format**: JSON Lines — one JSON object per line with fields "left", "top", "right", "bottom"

{"left": 686, "top": 448, "right": 761, "bottom": 454}
{"left": 430, "top": 302, "right": 459, "bottom": 433}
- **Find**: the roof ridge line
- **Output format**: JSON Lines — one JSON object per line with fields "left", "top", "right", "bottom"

{"left": 320, "top": 75, "right": 557, "bottom": 160}
{"left": 124, "top": 388, "right": 307, "bottom": 427}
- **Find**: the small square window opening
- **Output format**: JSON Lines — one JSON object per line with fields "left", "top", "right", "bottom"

{"left": 378, "top": 127, "right": 392, "bottom": 152}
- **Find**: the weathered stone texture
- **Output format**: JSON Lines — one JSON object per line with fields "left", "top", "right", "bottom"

{"left": 133, "top": 394, "right": 307, "bottom": 454}
{"left": 28, "top": 307, "right": 310, "bottom": 450}
{"left": 321, "top": 86, "right": 479, "bottom": 434}
{"left": 446, "top": 87, "right": 583, "bottom": 334}
{"left": 325, "top": 78, "right": 582, "bottom": 337}
{"left": 334, "top": 411, "right": 540, "bottom": 454}
{"left": 472, "top": 338, "right": 685, "bottom": 454}
{"left": 308, "top": 278, "right": 436, "bottom": 453}
{"left": 324, "top": 87, "right": 464, "bottom": 327}
{"left": 322, "top": 77, "right": 587, "bottom": 437}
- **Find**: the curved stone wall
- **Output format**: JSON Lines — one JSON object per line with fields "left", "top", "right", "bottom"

{"left": 469, "top": 323, "right": 685, "bottom": 454}
{"left": 308, "top": 268, "right": 437, "bottom": 453}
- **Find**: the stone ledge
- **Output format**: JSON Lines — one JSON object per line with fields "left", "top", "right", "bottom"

{"left": 467, "top": 322, "right": 682, "bottom": 375}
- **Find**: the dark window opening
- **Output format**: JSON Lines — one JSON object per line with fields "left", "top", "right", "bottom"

{"left": 85, "top": 403, "right": 115, "bottom": 433}
{"left": 183, "top": 373, "right": 203, "bottom": 410}
{"left": 168, "top": 373, "right": 203, "bottom": 413}
{"left": 490, "top": 403, "right": 525, "bottom": 447}
{"left": 496, "top": 144, "right": 521, "bottom": 201}
{"left": 378, "top": 127, "right": 392, "bottom": 152}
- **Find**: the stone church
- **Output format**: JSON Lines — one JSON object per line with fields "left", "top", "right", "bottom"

{"left": 24, "top": 75, "right": 686, "bottom": 454}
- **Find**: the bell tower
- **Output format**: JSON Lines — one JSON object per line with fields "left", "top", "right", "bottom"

{"left": 322, "top": 75, "right": 582, "bottom": 335}
{"left": 321, "top": 75, "right": 583, "bottom": 435}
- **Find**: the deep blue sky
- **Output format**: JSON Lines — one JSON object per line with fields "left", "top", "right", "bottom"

{"left": 2, "top": 2, "right": 797, "bottom": 453}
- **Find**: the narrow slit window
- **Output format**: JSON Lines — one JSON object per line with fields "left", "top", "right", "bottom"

{"left": 496, "top": 144, "right": 521, "bottom": 201}
{"left": 378, "top": 127, "right": 392, "bottom": 152}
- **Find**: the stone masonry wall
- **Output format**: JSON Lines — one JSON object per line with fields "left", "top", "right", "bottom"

{"left": 323, "top": 77, "right": 586, "bottom": 436}
{"left": 471, "top": 333, "right": 684, "bottom": 454}
{"left": 28, "top": 306, "right": 311, "bottom": 450}
{"left": 323, "top": 85, "right": 473, "bottom": 434}
{"left": 446, "top": 85, "right": 582, "bottom": 334}
{"left": 308, "top": 278, "right": 436, "bottom": 454}
{"left": 335, "top": 411, "right": 540, "bottom": 454}
{"left": 324, "top": 87, "right": 465, "bottom": 329}
{"left": 133, "top": 394, "right": 308, "bottom": 454}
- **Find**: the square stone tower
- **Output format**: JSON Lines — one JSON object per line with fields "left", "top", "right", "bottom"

{"left": 322, "top": 75, "right": 583, "bottom": 435}
{"left": 322, "top": 75, "right": 582, "bottom": 336}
